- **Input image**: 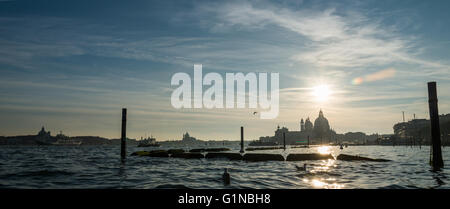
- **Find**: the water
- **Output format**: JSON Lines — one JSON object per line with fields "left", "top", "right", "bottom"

{"left": 1, "top": 144, "right": 449, "bottom": 189}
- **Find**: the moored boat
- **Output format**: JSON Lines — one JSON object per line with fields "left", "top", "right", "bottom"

{"left": 52, "top": 131, "right": 82, "bottom": 146}
{"left": 138, "top": 136, "right": 161, "bottom": 147}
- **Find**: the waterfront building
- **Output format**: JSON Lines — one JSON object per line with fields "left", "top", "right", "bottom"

{"left": 35, "top": 126, "right": 52, "bottom": 144}
{"left": 181, "top": 132, "right": 198, "bottom": 143}
{"left": 392, "top": 113, "right": 450, "bottom": 145}
{"left": 37, "top": 126, "right": 51, "bottom": 137}
{"left": 259, "top": 110, "right": 336, "bottom": 145}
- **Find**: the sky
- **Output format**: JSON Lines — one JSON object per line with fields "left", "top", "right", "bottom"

{"left": 0, "top": 0, "right": 450, "bottom": 140}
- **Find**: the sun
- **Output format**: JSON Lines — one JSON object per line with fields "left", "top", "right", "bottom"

{"left": 312, "top": 85, "right": 331, "bottom": 102}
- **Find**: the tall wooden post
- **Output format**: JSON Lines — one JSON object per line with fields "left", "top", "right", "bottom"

{"left": 283, "top": 132, "right": 286, "bottom": 150}
{"left": 307, "top": 135, "right": 310, "bottom": 147}
{"left": 240, "top": 126, "right": 244, "bottom": 153}
{"left": 428, "top": 82, "right": 444, "bottom": 169}
{"left": 121, "top": 108, "right": 127, "bottom": 159}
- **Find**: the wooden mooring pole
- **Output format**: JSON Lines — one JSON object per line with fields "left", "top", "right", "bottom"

{"left": 240, "top": 126, "right": 244, "bottom": 153}
{"left": 121, "top": 108, "right": 127, "bottom": 159}
{"left": 283, "top": 132, "right": 286, "bottom": 150}
{"left": 427, "top": 82, "right": 444, "bottom": 169}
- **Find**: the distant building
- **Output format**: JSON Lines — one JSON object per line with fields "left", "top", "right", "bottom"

{"left": 35, "top": 126, "right": 52, "bottom": 144}
{"left": 392, "top": 113, "right": 450, "bottom": 145}
{"left": 305, "top": 118, "right": 313, "bottom": 131}
{"left": 313, "top": 110, "right": 331, "bottom": 139}
{"left": 259, "top": 110, "right": 337, "bottom": 145}
{"left": 300, "top": 118, "right": 304, "bottom": 131}
{"left": 181, "top": 132, "right": 198, "bottom": 143}
{"left": 37, "top": 126, "right": 51, "bottom": 137}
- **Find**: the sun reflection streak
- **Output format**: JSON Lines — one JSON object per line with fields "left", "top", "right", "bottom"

{"left": 317, "top": 146, "right": 331, "bottom": 154}
{"left": 311, "top": 179, "right": 345, "bottom": 189}
{"left": 311, "top": 179, "right": 326, "bottom": 188}
{"left": 301, "top": 154, "right": 343, "bottom": 189}
{"left": 309, "top": 159, "right": 335, "bottom": 174}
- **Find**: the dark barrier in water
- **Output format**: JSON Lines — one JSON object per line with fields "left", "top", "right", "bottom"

{"left": 286, "top": 153, "right": 333, "bottom": 161}
{"left": 131, "top": 150, "right": 169, "bottom": 157}
{"left": 205, "top": 152, "right": 243, "bottom": 160}
{"left": 245, "top": 147, "right": 283, "bottom": 151}
{"left": 167, "top": 149, "right": 185, "bottom": 154}
{"left": 209, "top": 148, "right": 231, "bottom": 152}
{"left": 291, "top": 145, "right": 309, "bottom": 148}
{"left": 243, "top": 153, "right": 285, "bottom": 162}
{"left": 171, "top": 152, "right": 204, "bottom": 159}
{"left": 188, "top": 148, "right": 204, "bottom": 153}
{"left": 189, "top": 148, "right": 230, "bottom": 153}
{"left": 131, "top": 151, "right": 149, "bottom": 156}
{"left": 336, "top": 154, "right": 390, "bottom": 162}
{"left": 132, "top": 150, "right": 390, "bottom": 163}
{"left": 149, "top": 150, "right": 170, "bottom": 157}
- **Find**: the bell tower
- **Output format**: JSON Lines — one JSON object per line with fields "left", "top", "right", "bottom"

{"left": 300, "top": 118, "right": 305, "bottom": 131}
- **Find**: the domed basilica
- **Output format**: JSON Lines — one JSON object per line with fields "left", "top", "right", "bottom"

{"left": 259, "top": 110, "right": 336, "bottom": 145}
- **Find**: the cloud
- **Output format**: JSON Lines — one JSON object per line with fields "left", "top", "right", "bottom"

{"left": 210, "top": 1, "right": 449, "bottom": 71}
{"left": 1, "top": 1, "right": 450, "bottom": 138}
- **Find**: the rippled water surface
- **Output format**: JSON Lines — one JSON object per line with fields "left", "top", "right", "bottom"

{"left": 1, "top": 144, "right": 449, "bottom": 189}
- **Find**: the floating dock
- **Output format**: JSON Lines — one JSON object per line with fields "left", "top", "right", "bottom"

{"left": 205, "top": 152, "right": 243, "bottom": 160}
{"left": 131, "top": 150, "right": 389, "bottom": 162}
{"left": 286, "top": 153, "right": 333, "bottom": 161}
{"left": 336, "top": 154, "right": 391, "bottom": 162}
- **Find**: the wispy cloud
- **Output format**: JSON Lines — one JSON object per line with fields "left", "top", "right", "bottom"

{"left": 209, "top": 1, "right": 449, "bottom": 72}
{"left": 1, "top": 0, "right": 450, "bottom": 138}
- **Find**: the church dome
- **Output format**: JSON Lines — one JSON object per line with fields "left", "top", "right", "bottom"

{"left": 314, "top": 110, "right": 330, "bottom": 137}
{"left": 304, "top": 118, "right": 313, "bottom": 131}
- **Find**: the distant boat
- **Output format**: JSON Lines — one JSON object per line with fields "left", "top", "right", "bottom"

{"left": 52, "top": 132, "right": 81, "bottom": 146}
{"left": 52, "top": 139, "right": 82, "bottom": 146}
{"left": 138, "top": 136, "right": 160, "bottom": 147}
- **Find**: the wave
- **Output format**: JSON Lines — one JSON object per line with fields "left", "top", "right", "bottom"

{"left": 154, "top": 184, "right": 191, "bottom": 189}
{"left": 19, "top": 169, "right": 74, "bottom": 177}
{"left": 377, "top": 184, "right": 408, "bottom": 189}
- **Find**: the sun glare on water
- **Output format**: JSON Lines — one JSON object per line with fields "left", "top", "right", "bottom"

{"left": 317, "top": 146, "right": 331, "bottom": 154}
